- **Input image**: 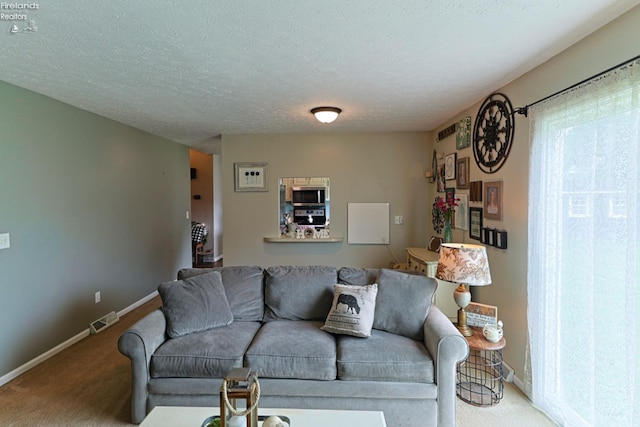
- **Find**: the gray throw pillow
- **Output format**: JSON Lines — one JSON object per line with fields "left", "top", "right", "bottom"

{"left": 263, "top": 265, "right": 337, "bottom": 321}
{"left": 337, "top": 267, "right": 379, "bottom": 286}
{"left": 372, "top": 268, "right": 437, "bottom": 341}
{"left": 158, "top": 270, "right": 233, "bottom": 338}
{"left": 321, "top": 283, "right": 378, "bottom": 338}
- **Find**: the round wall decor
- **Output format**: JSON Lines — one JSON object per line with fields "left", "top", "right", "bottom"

{"left": 472, "top": 93, "right": 514, "bottom": 174}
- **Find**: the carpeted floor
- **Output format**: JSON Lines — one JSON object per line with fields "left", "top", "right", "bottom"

{"left": 0, "top": 294, "right": 556, "bottom": 426}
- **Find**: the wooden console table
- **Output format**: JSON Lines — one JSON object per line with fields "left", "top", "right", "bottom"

{"left": 405, "top": 247, "right": 458, "bottom": 321}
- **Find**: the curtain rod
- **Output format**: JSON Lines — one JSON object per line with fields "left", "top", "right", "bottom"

{"left": 514, "top": 53, "right": 640, "bottom": 116}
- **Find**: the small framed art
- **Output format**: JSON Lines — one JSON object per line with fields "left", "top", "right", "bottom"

{"left": 234, "top": 162, "right": 268, "bottom": 192}
{"left": 455, "top": 193, "right": 468, "bottom": 231}
{"left": 470, "top": 181, "right": 483, "bottom": 202}
{"left": 456, "top": 116, "right": 471, "bottom": 149}
{"left": 484, "top": 180, "right": 503, "bottom": 220}
{"left": 469, "top": 207, "right": 483, "bottom": 240}
{"left": 456, "top": 157, "right": 469, "bottom": 189}
{"left": 437, "top": 164, "right": 446, "bottom": 192}
{"left": 466, "top": 302, "right": 498, "bottom": 327}
{"left": 445, "top": 153, "right": 456, "bottom": 180}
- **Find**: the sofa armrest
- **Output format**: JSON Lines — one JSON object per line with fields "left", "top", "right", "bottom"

{"left": 423, "top": 306, "right": 469, "bottom": 427}
{"left": 118, "top": 309, "right": 167, "bottom": 424}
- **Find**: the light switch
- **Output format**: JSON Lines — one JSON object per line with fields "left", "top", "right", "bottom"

{"left": 0, "top": 233, "right": 10, "bottom": 250}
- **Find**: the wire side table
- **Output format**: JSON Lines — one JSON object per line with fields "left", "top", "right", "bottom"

{"left": 457, "top": 329, "right": 506, "bottom": 406}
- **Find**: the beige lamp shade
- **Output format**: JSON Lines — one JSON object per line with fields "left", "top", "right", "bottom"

{"left": 436, "top": 243, "right": 492, "bottom": 286}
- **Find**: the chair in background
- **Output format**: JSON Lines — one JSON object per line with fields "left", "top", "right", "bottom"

{"left": 191, "top": 222, "right": 211, "bottom": 267}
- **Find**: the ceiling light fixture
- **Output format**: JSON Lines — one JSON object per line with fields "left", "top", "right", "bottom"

{"left": 310, "top": 107, "right": 342, "bottom": 124}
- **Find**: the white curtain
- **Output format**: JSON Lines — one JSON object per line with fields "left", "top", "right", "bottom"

{"left": 527, "top": 58, "right": 640, "bottom": 426}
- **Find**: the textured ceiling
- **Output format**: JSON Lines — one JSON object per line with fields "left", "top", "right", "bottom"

{"left": 0, "top": 1, "right": 638, "bottom": 154}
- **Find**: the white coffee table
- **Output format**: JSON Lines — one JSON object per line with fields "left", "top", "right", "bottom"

{"left": 140, "top": 406, "right": 387, "bottom": 427}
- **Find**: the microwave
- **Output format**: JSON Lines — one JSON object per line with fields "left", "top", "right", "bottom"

{"left": 291, "top": 186, "right": 326, "bottom": 206}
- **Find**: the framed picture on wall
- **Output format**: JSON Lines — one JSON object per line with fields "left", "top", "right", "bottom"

{"left": 455, "top": 194, "right": 468, "bottom": 231}
{"left": 234, "top": 162, "right": 268, "bottom": 192}
{"left": 445, "top": 187, "right": 456, "bottom": 227}
{"left": 484, "top": 181, "right": 503, "bottom": 220}
{"left": 456, "top": 116, "right": 471, "bottom": 149}
{"left": 456, "top": 157, "right": 469, "bottom": 189}
{"left": 437, "top": 164, "right": 446, "bottom": 192}
{"left": 469, "top": 207, "right": 483, "bottom": 240}
{"left": 470, "top": 181, "right": 483, "bottom": 202}
{"left": 444, "top": 153, "right": 457, "bottom": 180}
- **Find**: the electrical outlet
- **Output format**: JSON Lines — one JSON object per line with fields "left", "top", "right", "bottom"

{"left": 95, "top": 291, "right": 101, "bottom": 304}
{"left": 0, "top": 233, "right": 10, "bottom": 250}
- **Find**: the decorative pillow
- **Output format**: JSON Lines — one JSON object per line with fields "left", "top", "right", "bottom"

{"left": 158, "top": 270, "right": 233, "bottom": 338}
{"left": 263, "top": 266, "right": 337, "bottom": 321}
{"left": 372, "top": 268, "right": 437, "bottom": 341}
{"left": 337, "top": 267, "right": 379, "bottom": 286}
{"left": 321, "top": 283, "right": 378, "bottom": 338}
{"left": 177, "top": 266, "right": 265, "bottom": 321}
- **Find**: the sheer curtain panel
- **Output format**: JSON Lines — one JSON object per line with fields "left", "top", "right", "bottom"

{"left": 527, "top": 58, "right": 640, "bottom": 426}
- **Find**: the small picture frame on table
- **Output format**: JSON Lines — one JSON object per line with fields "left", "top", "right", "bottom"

{"left": 234, "top": 162, "right": 268, "bottom": 192}
{"left": 466, "top": 302, "right": 498, "bottom": 327}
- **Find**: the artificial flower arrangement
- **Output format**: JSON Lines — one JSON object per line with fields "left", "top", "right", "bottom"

{"left": 432, "top": 195, "right": 459, "bottom": 234}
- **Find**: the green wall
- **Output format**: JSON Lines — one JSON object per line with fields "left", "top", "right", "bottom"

{"left": 0, "top": 81, "right": 192, "bottom": 379}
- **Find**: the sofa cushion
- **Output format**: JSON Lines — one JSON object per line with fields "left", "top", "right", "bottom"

{"left": 372, "top": 268, "right": 437, "bottom": 341}
{"left": 321, "top": 283, "right": 378, "bottom": 338}
{"left": 176, "top": 266, "right": 264, "bottom": 321}
{"left": 337, "top": 329, "right": 435, "bottom": 383}
{"left": 337, "top": 267, "right": 379, "bottom": 286}
{"left": 245, "top": 321, "right": 337, "bottom": 380}
{"left": 158, "top": 271, "right": 234, "bottom": 338}
{"left": 263, "top": 266, "right": 337, "bottom": 321}
{"left": 150, "top": 321, "right": 262, "bottom": 378}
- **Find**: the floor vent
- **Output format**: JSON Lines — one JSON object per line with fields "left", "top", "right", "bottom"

{"left": 89, "top": 311, "right": 119, "bottom": 335}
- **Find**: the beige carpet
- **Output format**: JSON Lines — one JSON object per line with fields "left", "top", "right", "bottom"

{"left": 0, "top": 296, "right": 556, "bottom": 426}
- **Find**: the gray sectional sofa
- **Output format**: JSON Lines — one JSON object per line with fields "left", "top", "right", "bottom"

{"left": 118, "top": 265, "right": 469, "bottom": 427}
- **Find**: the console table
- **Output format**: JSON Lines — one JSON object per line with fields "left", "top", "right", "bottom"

{"left": 405, "top": 247, "right": 458, "bottom": 320}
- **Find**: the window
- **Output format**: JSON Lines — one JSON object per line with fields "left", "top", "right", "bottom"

{"left": 527, "top": 59, "right": 640, "bottom": 427}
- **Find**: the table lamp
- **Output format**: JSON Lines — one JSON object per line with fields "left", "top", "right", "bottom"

{"left": 436, "top": 243, "right": 492, "bottom": 336}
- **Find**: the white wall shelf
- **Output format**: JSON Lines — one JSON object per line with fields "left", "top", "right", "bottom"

{"left": 264, "top": 236, "right": 343, "bottom": 243}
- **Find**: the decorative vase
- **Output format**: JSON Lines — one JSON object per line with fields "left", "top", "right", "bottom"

{"left": 443, "top": 217, "right": 453, "bottom": 243}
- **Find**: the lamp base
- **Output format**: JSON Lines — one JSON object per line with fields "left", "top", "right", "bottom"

{"left": 456, "top": 323, "right": 474, "bottom": 337}
{"left": 454, "top": 284, "right": 474, "bottom": 337}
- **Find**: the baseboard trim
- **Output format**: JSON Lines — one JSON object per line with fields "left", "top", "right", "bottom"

{"left": 0, "top": 328, "right": 90, "bottom": 387}
{"left": 0, "top": 290, "right": 159, "bottom": 388}
{"left": 502, "top": 360, "right": 531, "bottom": 399}
{"left": 513, "top": 373, "right": 529, "bottom": 399}
{"left": 117, "top": 290, "right": 159, "bottom": 318}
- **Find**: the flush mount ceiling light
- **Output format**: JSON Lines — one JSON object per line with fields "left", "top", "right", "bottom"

{"left": 310, "top": 107, "right": 342, "bottom": 124}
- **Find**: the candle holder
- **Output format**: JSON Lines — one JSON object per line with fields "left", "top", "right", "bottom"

{"left": 220, "top": 367, "right": 260, "bottom": 427}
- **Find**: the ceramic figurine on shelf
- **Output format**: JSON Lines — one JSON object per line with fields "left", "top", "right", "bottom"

{"left": 483, "top": 320, "right": 503, "bottom": 343}
{"left": 287, "top": 222, "right": 297, "bottom": 238}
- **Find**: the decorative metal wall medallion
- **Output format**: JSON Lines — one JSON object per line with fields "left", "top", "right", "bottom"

{"left": 472, "top": 93, "right": 514, "bottom": 173}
